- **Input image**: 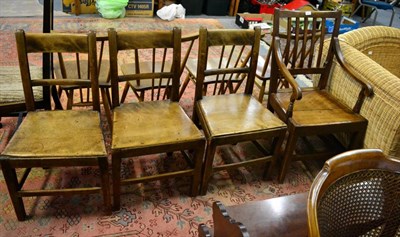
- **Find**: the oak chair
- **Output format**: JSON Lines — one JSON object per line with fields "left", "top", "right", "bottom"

{"left": 194, "top": 27, "right": 287, "bottom": 195}
{"left": 108, "top": 27, "right": 205, "bottom": 210}
{"left": 119, "top": 33, "right": 199, "bottom": 102}
{"left": 0, "top": 30, "right": 111, "bottom": 221}
{"left": 308, "top": 149, "right": 400, "bottom": 237}
{"left": 54, "top": 34, "right": 112, "bottom": 125}
{"left": 267, "top": 9, "right": 373, "bottom": 182}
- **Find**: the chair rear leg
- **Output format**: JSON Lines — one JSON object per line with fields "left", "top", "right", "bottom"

{"left": 1, "top": 161, "right": 27, "bottom": 221}
{"left": 279, "top": 126, "right": 298, "bottom": 183}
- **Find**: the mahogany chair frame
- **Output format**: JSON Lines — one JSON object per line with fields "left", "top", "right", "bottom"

{"left": 267, "top": 9, "right": 374, "bottom": 182}
{"left": 0, "top": 30, "right": 111, "bottom": 221}
{"left": 193, "top": 27, "right": 287, "bottom": 195}
{"left": 108, "top": 27, "right": 205, "bottom": 210}
{"left": 308, "top": 149, "right": 400, "bottom": 237}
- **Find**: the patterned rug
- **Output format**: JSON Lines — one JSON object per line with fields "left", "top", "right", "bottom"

{"left": 0, "top": 16, "right": 314, "bottom": 237}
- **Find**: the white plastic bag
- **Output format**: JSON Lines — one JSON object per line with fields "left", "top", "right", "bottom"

{"left": 156, "top": 4, "right": 186, "bottom": 21}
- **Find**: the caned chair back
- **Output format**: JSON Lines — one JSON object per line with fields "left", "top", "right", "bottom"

{"left": 194, "top": 27, "right": 261, "bottom": 101}
{"left": 108, "top": 27, "right": 181, "bottom": 104}
{"left": 308, "top": 149, "right": 400, "bottom": 237}
{"left": 15, "top": 29, "right": 100, "bottom": 111}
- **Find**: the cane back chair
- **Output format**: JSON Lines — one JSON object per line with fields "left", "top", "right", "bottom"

{"left": 308, "top": 149, "right": 400, "bottom": 237}
{"left": 194, "top": 27, "right": 287, "bottom": 195}
{"left": 0, "top": 30, "right": 111, "bottom": 221}
{"left": 108, "top": 27, "right": 205, "bottom": 210}
{"left": 267, "top": 9, "right": 373, "bottom": 182}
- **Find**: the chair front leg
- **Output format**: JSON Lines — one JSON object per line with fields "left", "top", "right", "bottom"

{"left": 200, "top": 142, "right": 217, "bottom": 195}
{"left": 1, "top": 161, "right": 27, "bottom": 221}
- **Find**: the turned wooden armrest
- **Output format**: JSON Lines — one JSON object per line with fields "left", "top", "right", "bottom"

{"left": 272, "top": 37, "right": 302, "bottom": 119}
{"left": 332, "top": 37, "right": 374, "bottom": 113}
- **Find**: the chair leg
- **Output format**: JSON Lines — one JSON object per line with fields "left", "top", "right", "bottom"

{"left": 112, "top": 156, "right": 122, "bottom": 211}
{"left": 67, "top": 89, "right": 74, "bottom": 110}
{"left": 279, "top": 125, "right": 298, "bottom": 183}
{"left": 101, "top": 88, "right": 113, "bottom": 130}
{"left": 191, "top": 142, "right": 205, "bottom": 196}
{"left": 120, "top": 82, "right": 131, "bottom": 103}
{"left": 389, "top": 9, "right": 395, "bottom": 26}
{"left": 200, "top": 142, "right": 217, "bottom": 195}
{"left": 179, "top": 74, "right": 191, "bottom": 99}
{"left": 98, "top": 157, "right": 112, "bottom": 215}
{"left": 1, "top": 161, "right": 27, "bottom": 221}
{"left": 264, "top": 133, "right": 285, "bottom": 180}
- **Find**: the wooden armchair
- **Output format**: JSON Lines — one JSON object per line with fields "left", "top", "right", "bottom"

{"left": 119, "top": 32, "right": 199, "bottom": 102}
{"left": 0, "top": 30, "right": 111, "bottom": 221}
{"left": 193, "top": 27, "right": 287, "bottom": 195}
{"left": 108, "top": 27, "right": 205, "bottom": 210}
{"left": 267, "top": 9, "right": 374, "bottom": 182}
{"left": 308, "top": 149, "right": 400, "bottom": 236}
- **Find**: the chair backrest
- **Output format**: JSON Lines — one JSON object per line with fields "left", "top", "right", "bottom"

{"left": 194, "top": 27, "right": 261, "bottom": 101}
{"left": 308, "top": 149, "right": 400, "bottom": 237}
{"left": 108, "top": 27, "right": 182, "bottom": 106}
{"left": 269, "top": 9, "right": 341, "bottom": 93}
{"left": 15, "top": 29, "right": 100, "bottom": 112}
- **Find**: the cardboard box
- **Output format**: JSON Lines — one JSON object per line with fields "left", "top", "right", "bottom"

{"left": 62, "top": 0, "right": 97, "bottom": 14}
{"left": 326, "top": 17, "right": 360, "bottom": 34}
{"left": 125, "top": 0, "right": 154, "bottom": 17}
{"left": 235, "top": 13, "right": 274, "bottom": 29}
{"left": 322, "top": 0, "right": 354, "bottom": 17}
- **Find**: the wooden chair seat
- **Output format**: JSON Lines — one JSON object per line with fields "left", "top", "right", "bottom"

{"left": 198, "top": 94, "right": 286, "bottom": 137}
{"left": 3, "top": 110, "right": 106, "bottom": 157}
{"left": 112, "top": 101, "right": 204, "bottom": 150}
{"left": 273, "top": 90, "right": 367, "bottom": 126}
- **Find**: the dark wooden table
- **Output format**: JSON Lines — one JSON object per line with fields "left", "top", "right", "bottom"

{"left": 199, "top": 193, "right": 309, "bottom": 237}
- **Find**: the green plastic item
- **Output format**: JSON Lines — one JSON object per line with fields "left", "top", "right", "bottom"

{"left": 96, "top": 0, "right": 129, "bottom": 19}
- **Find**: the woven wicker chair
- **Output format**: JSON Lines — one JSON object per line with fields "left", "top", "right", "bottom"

{"left": 308, "top": 149, "right": 400, "bottom": 237}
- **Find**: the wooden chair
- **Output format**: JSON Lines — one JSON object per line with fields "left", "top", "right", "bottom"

{"left": 54, "top": 34, "right": 112, "bottom": 125}
{"left": 193, "top": 27, "right": 287, "bottom": 195}
{"left": 108, "top": 27, "right": 205, "bottom": 210}
{"left": 267, "top": 9, "right": 374, "bottom": 182}
{"left": 308, "top": 149, "right": 400, "bottom": 237}
{"left": 0, "top": 30, "right": 111, "bottom": 221}
{"left": 119, "top": 33, "right": 199, "bottom": 102}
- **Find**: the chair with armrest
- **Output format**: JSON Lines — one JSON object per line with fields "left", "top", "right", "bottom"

{"left": 119, "top": 32, "right": 199, "bottom": 102}
{"left": 350, "top": 0, "right": 395, "bottom": 26}
{"left": 108, "top": 27, "right": 205, "bottom": 210}
{"left": 267, "top": 9, "right": 374, "bottom": 182}
{"left": 308, "top": 149, "right": 400, "bottom": 237}
{"left": 193, "top": 26, "right": 287, "bottom": 195}
{"left": 0, "top": 30, "right": 111, "bottom": 221}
